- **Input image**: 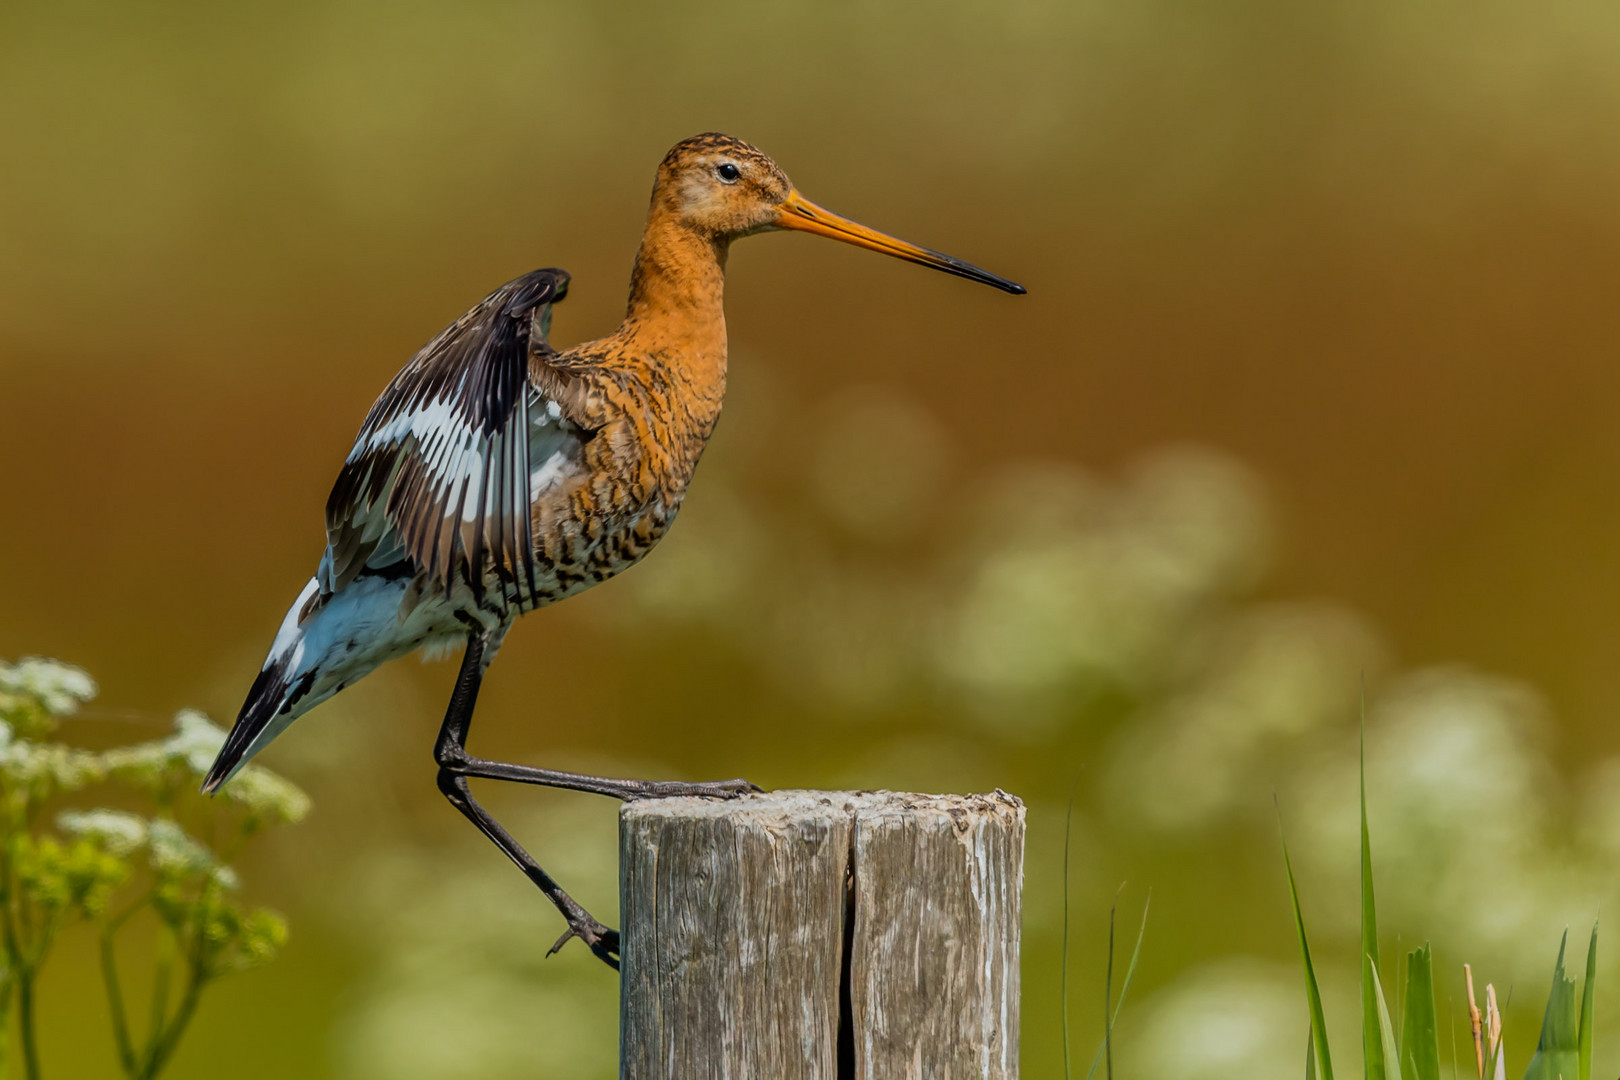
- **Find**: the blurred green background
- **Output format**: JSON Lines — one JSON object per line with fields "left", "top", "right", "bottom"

{"left": 6, "top": 0, "right": 1620, "bottom": 1075}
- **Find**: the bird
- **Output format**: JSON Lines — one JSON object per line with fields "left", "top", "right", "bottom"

{"left": 202, "top": 132, "right": 1024, "bottom": 968}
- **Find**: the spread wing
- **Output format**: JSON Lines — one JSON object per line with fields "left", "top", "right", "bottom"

{"left": 323, "top": 267, "right": 574, "bottom": 609}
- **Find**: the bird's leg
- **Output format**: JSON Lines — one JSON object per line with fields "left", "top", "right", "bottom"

{"left": 434, "top": 634, "right": 620, "bottom": 969}
{"left": 434, "top": 639, "right": 758, "bottom": 800}
{"left": 444, "top": 757, "right": 760, "bottom": 801}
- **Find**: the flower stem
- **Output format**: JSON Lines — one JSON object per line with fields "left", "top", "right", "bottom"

{"left": 101, "top": 927, "right": 137, "bottom": 1077}
{"left": 145, "top": 926, "right": 173, "bottom": 1057}
{"left": 138, "top": 969, "right": 204, "bottom": 1080}
{"left": 0, "top": 838, "right": 37, "bottom": 1080}
{"left": 14, "top": 971, "right": 37, "bottom": 1080}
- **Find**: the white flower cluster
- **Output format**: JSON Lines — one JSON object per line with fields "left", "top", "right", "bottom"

{"left": 56, "top": 808, "right": 146, "bottom": 855}
{"left": 103, "top": 710, "right": 311, "bottom": 825}
{"left": 148, "top": 818, "right": 239, "bottom": 889}
{"left": 0, "top": 656, "right": 99, "bottom": 742}
{"left": 0, "top": 657, "right": 97, "bottom": 718}
{"left": 0, "top": 723, "right": 106, "bottom": 796}
{"left": 58, "top": 809, "right": 240, "bottom": 889}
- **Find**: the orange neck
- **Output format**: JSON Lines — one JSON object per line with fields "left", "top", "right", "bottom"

{"left": 620, "top": 207, "right": 730, "bottom": 371}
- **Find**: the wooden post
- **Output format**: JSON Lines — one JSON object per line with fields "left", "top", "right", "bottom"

{"left": 620, "top": 790, "right": 1024, "bottom": 1079}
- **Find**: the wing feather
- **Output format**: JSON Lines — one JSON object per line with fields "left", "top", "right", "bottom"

{"left": 323, "top": 268, "right": 576, "bottom": 609}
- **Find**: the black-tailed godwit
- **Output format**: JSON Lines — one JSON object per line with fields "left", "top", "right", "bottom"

{"left": 203, "top": 133, "right": 1024, "bottom": 967}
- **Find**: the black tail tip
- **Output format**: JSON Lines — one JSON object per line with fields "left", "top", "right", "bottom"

{"left": 199, "top": 762, "right": 231, "bottom": 795}
{"left": 204, "top": 663, "right": 290, "bottom": 797}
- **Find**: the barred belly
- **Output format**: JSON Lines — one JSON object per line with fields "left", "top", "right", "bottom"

{"left": 494, "top": 499, "right": 679, "bottom": 612}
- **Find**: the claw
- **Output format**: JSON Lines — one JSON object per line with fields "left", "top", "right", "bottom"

{"left": 690, "top": 778, "right": 758, "bottom": 799}
{"left": 715, "top": 778, "right": 764, "bottom": 797}
{"left": 628, "top": 777, "right": 764, "bottom": 802}
{"left": 548, "top": 917, "right": 620, "bottom": 970}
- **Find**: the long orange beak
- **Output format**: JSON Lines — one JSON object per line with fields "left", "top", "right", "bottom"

{"left": 773, "top": 191, "right": 1026, "bottom": 295}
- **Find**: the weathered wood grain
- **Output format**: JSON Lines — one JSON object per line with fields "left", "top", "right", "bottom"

{"left": 619, "top": 790, "right": 1024, "bottom": 1080}
{"left": 846, "top": 792, "right": 1023, "bottom": 1080}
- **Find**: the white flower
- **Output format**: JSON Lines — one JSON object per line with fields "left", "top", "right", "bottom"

{"left": 0, "top": 739, "right": 105, "bottom": 792}
{"left": 104, "top": 710, "right": 310, "bottom": 824}
{"left": 58, "top": 809, "right": 148, "bottom": 855}
{"left": 146, "top": 819, "right": 217, "bottom": 877}
{"left": 104, "top": 709, "right": 224, "bottom": 782}
{"left": 171, "top": 709, "right": 230, "bottom": 773}
{"left": 0, "top": 657, "right": 97, "bottom": 717}
{"left": 214, "top": 764, "right": 313, "bottom": 825}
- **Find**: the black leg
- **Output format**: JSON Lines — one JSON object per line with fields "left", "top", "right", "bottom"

{"left": 435, "top": 636, "right": 760, "bottom": 802}
{"left": 434, "top": 634, "right": 621, "bottom": 968}
{"left": 446, "top": 758, "right": 760, "bottom": 800}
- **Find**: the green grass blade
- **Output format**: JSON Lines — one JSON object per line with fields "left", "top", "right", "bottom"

{"left": 1361, "top": 701, "right": 1386, "bottom": 1080}
{"left": 1062, "top": 796, "right": 1074, "bottom": 1080}
{"left": 1369, "top": 962, "right": 1404, "bottom": 1080}
{"left": 1283, "top": 824, "right": 1334, "bottom": 1080}
{"left": 1399, "top": 944, "right": 1440, "bottom": 1080}
{"left": 1578, "top": 921, "right": 1597, "bottom": 1080}
{"left": 1083, "top": 893, "right": 1151, "bottom": 1080}
{"left": 1308, "top": 1028, "right": 1318, "bottom": 1080}
{"left": 1524, "top": 930, "right": 1579, "bottom": 1080}
{"left": 1106, "top": 890, "right": 1117, "bottom": 1080}
{"left": 1111, "top": 892, "right": 1151, "bottom": 1024}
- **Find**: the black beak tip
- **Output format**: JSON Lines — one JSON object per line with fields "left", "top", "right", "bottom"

{"left": 976, "top": 272, "right": 1025, "bottom": 295}
{"left": 960, "top": 262, "right": 1025, "bottom": 295}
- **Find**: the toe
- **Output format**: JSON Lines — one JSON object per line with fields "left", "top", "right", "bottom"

{"left": 546, "top": 926, "right": 577, "bottom": 958}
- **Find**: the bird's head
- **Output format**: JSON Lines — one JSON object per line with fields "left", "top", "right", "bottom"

{"left": 658, "top": 133, "right": 794, "bottom": 238}
{"left": 655, "top": 133, "right": 1025, "bottom": 295}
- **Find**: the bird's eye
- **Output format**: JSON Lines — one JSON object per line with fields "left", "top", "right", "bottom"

{"left": 716, "top": 162, "right": 741, "bottom": 183}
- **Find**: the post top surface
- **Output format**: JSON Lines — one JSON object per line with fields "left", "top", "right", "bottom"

{"left": 619, "top": 788, "right": 1024, "bottom": 824}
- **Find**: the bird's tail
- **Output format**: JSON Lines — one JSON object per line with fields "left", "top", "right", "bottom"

{"left": 202, "top": 579, "right": 325, "bottom": 793}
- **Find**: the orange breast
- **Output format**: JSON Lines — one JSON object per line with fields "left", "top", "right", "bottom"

{"left": 527, "top": 344, "right": 725, "bottom": 597}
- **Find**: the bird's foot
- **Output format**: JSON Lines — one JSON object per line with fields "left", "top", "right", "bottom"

{"left": 626, "top": 777, "right": 763, "bottom": 801}
{"left": 548, "top": 912, "right": 621, "bottom": 970}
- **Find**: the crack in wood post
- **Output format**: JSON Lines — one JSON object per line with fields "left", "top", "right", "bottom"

{"left": 837, "top": 817, "right": 857, "bottom": 1080}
